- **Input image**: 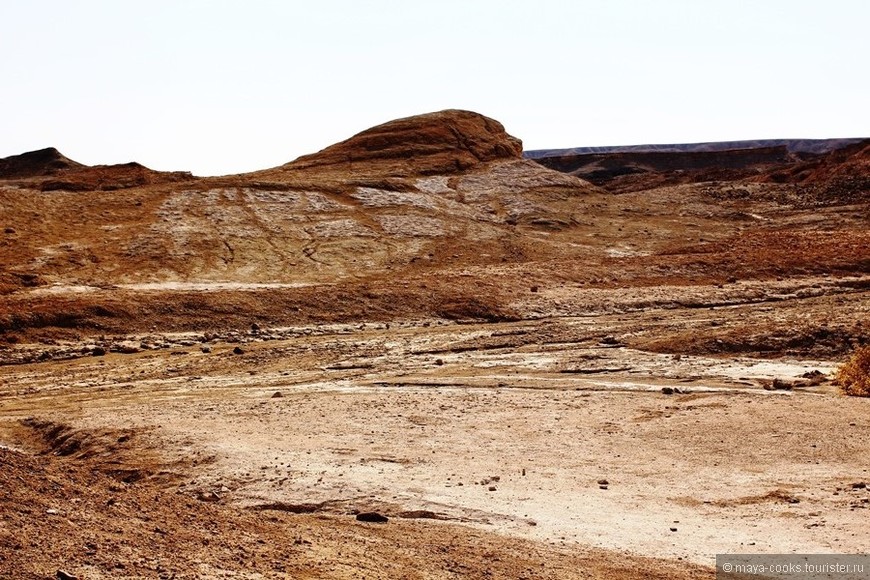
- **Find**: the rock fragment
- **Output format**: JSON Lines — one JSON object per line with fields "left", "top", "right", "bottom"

{"left": 356, "top": 512, "right": 388, "bottom": 523}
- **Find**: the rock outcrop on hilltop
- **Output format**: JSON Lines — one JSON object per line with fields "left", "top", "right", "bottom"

{"left": 0, "top": 147, "right": 84, "bottom": 179}
{"left": 282, "top": 109, "right": 524, "bottom": 176}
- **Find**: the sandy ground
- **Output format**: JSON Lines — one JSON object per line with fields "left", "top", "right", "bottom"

{"left": 2, "top": 295, "right": 868, "bottom": 576}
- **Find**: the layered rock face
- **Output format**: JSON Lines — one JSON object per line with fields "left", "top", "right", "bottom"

{"left": 281, "top": 109, "right": 524, "bottom": 176}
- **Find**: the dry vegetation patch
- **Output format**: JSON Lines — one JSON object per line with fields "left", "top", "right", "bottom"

{"left": 837, "top": 345, "right": 870, "bottom": 396}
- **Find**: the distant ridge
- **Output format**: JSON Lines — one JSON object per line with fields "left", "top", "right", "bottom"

{"left": 0, "top": 147, "right": 85, "bottom": 178}
{"left": 0, "top": 147, "right": 193, "bottom": 190}
{"left": 525, "top": 138, "right": 866, "bottom": 159}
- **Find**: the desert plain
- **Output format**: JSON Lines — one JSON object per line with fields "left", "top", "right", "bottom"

{"left": 1, "top": 110, "right": 868, "bottom": 579}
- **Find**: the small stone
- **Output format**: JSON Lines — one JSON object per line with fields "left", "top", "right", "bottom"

{"left": 356, "top": 512, "right": 388, "bottom": 523}
{"left": 91, "top": 346, "right": 106, "bottom": 356}
{"left": 4, "top": 227, "right": 15, "bottom": 234}
{"left": 852, "top": 482, "right": 867, "bottom": 490}
{"left": 598, "top": 479, "right": 609, "bottom": 485}
{"left": 661, "top": 387, "right": 674, "bottom": 395}
{"left": 196, "top": 491, "right": 221, "bottom": 502}
{"left": 232, "top": 346, "right": 244, "bottom": 355}
{"left": 488, "top": 486, "right": 497, "bottom": 492}
{"left": 670, "top": 527, "right": 678, "bottom": 532}
{"left": 113, "top": 342, "right": 140, "bottom": 354}
{"left": 530, "top": 285, "right": 539, "bottom": 293}
{"left": 56, "top": 571, "right": 78, "bottom": 580}
{"left": 46, "top": 508, "right": 59, "bottom": 515}
{"left": 200, "top": 346, "right": 211, "bottom": 353}
{"left": 435, "top": 358, "right": 444, "bottom": 366}
{"left": 271, "top": 391, "right": 283, "bottom": 399}
{"left": 772, "top": 378, "right": 792, "bottom": 390}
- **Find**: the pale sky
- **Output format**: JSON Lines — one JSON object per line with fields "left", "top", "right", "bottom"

{"left": 2, "top": 0, "right": 868, "bottom": 176}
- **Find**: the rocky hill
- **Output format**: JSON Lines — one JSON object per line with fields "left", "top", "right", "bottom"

{"left": 0, "top": 110, "right": 604, "bottom": 334}
{"left": 272, "top": 109, "right": 524, "bottom": 176}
